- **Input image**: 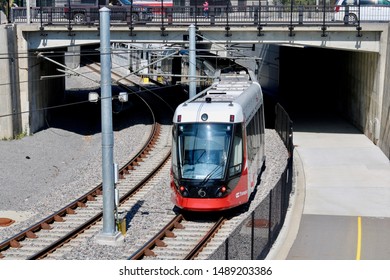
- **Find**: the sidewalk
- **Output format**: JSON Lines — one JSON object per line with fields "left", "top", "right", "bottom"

{"left": 267, "top": 114, "right": 390, "bottom": 259}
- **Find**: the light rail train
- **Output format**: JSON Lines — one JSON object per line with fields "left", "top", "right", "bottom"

{"left": 170, "top": 66, "right": 266, "bottom": 212}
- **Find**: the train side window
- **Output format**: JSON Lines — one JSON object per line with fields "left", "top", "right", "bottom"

{"left": 229, "top": 124, "right": 243, "bottom": 177}
{"left": 254, "top": 110, "right": 260, "bottom": 151}
{"left": 171, "top": 125, "right": 179, "bottom": 177}
{"left": 247, "top": 112, "right": 259, "bottom": 162}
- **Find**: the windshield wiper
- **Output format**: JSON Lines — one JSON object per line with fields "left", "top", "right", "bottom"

{"left": 199, "top": 160, "right": 225, "bottom": 187}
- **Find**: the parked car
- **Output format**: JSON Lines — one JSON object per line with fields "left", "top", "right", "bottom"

{"left": 334, "top": 0, "right": 390, "bottom": 23}
{"left": 63, "top": 0, "right": 154, "bottom": 23}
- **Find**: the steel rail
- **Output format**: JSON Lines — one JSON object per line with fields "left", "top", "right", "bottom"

{"left": 184, "top": 216, "right": 226, "bottom": 260}
{"left": 128, "top": 214, "right": 185, "bottom": 260}
{"left": 32, "top": 124, "right": 171, "bottom": 260}
{"left": 129, "top": 215, "right": 226, "bottom": 260}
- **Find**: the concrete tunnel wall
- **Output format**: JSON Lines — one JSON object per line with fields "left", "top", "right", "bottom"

{"left": 27, "top": 51, "right": 65, "bottom": 133}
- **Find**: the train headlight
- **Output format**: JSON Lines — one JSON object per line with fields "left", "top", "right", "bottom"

{"left": 201, "top": 113, "right": 208, "bottom": 121}
{"left": 179, "top": 186, "right": 189, "bottom": 197}
{"left": 215, "top": 185, "right": 228, "bottom": 197}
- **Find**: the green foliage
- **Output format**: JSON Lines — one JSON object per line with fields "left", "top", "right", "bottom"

{"left": 14, "top": 131, "right": 28, "bottom": 140}
{"left": 1, "top": 130, "right": 28, "bottom": 141}
{"left": 0, "top": 0, "right": 6, "bottom": 13}
{"left": 0, "top": 0, "right": 15, "bottom": 16}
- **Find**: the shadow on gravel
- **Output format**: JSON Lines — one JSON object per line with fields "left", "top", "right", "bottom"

{"left": 42, "top": 87, "right": 171, "bottom": 136}
{"left": 124, "top": 200, "right": 145, "bottom": 231}
{"left": 43, "top": 84, "right": 187, "bottom": 136}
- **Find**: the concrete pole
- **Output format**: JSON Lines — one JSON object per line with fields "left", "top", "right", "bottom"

{"left": 95, "top": 7, "right": 124, "bottom": 246}
{"left": 189, "top": 24, "right": 196, "bottom": 98}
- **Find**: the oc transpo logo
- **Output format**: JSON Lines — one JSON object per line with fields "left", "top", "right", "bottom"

{"left": 235, "top": 190, "right": 248, "bottom": 198}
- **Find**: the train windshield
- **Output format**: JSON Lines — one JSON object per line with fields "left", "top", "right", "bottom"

{"left": 177, "top": 123, "right": 233, "bottom": 180}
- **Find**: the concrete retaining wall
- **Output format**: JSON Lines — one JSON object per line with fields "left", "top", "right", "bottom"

{"left": 335, "top": 34, "right": 390, "bottom": 159}
{"left": 0, "top": 24, "right": 21, "bottom": 139}
{"left": 339, "top": 51, "right": 381, "bottom": 142}
{"left": 27, "top": 52, "right": 65, "bottom": 133}
{"left": 379, "top": 25, "right": 390, "bottom": 159}
{"left": 5, "top": 24, "right": 66, "bottom": 137}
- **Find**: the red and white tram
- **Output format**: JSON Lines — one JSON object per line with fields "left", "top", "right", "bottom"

{"left": 170, "top": 68, "right": 266, "bottom": 212}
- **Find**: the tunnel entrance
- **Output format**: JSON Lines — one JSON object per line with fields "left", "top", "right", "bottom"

{"left": 276, "top": 45, "right": 379, "bottom": 138}
{"left": 279, "top": 47, "right": 346, "bottom": 118}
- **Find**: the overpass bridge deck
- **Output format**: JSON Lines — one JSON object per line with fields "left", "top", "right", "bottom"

{"left": 5, "top": 4, "right": 388, "bottom": 52}
{"left": 14, "top": 22, "right": 386, "bottom": 53}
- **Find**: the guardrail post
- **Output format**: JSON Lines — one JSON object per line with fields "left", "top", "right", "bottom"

{"left": 167, "top": 8, "right": 173, "bottom": 25}
{"left": 127, "top": 5, "right": 136, "bottom": 36}
{"left": 298, "top": 5, "right": 303, "bottom": 24}
{"left": 254, "top": 6, "right": 258, "bottom": 25}
{"left": 210, "top": 7, "right": 215, "bottom": 25}
{"left": 344, "top": 6, "right": 349, "bottom": 24}
{"left": 86, "top": 8, "right": 91, "bottom": 25}
{"left": 277, "top": 5, "right": 282, "bottom": 18}
{"left": 39, "top": 4, "right": 43, "bottom": 27}
{"left": 48, "top": 8, "right": 53, "bottom": 25}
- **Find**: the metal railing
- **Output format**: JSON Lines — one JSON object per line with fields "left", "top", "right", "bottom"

{"left": 7, "top": 3, "right": 382, "bottom": 28}
{"left": 207, "top": 103, "right": 294, "bottom": 260}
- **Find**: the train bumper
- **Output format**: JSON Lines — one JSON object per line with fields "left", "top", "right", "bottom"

{"left": 171, "top": 190, "right": 248, "bottom": 212}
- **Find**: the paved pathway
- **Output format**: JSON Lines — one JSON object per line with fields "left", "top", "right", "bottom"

{"left": 267, "top": 114, "right": 390, "bottom": 259}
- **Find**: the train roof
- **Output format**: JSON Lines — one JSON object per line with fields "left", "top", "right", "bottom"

{"left": 173, "top": 70, "right": 263, "bottom": 124}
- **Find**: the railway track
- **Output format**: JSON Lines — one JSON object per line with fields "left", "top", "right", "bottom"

{"left": 0, "top": 64, "right": 173, "bottom": 260}
{"left": 129, "top": 214, "right": 227, "bottom": 260}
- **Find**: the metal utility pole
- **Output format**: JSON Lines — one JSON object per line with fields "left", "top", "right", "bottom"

{"left": 95, "top": 7, "right": 124, "bottom": 246}
{"left": 189, "top": 24, "right": 196, "bottom": 98}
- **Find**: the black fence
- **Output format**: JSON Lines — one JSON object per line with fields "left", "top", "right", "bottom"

{"left": 7, "top": 3, "right": 380, "bottom": 28}
{"left": 208, "top": 103, "right": 294, "bottom": 260}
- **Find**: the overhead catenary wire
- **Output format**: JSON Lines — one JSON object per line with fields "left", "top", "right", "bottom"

{"left": 115, "top": 49, "right": 179, "bottom": 84}
{"left": 0, "top": 37, "right": 262, "bottom": 118}
{"left": 0, "top": 52, "right": 258, "bottom": 88}
{"left": 37, "top": 52, "right": 101, "bottom": 84}
{"left": 1, "top": 45, "right": 260, "bottom": 87}
{"left": 0, "top": 82, "right": 185, "bottom": 119}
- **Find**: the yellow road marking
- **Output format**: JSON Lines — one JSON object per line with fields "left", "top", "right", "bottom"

{"left": 356, "top": 216, "right": 362, "bottom": 260}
